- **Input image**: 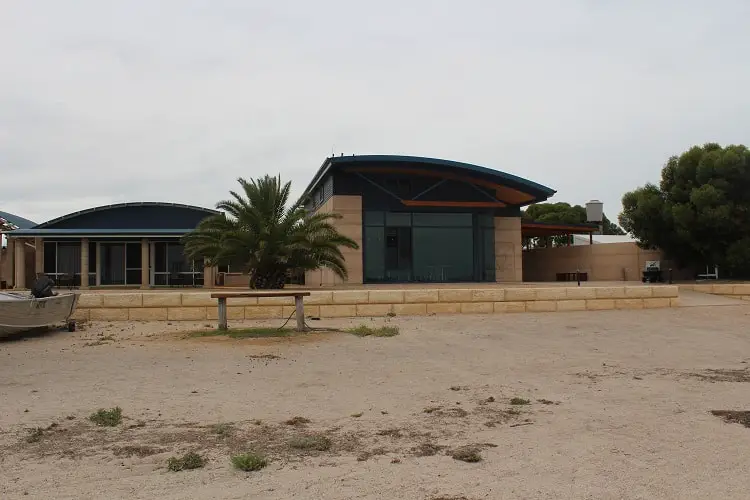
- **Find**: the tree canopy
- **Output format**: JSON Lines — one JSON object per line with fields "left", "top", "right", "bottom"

{"left": 619, "top": 143, "right": 750, "bottom": 275}
{"left": 523, "top": 202, "right": 623, "bottom": 235}
{"left": 182, "top": 175, "right": 358, "bottom": 289}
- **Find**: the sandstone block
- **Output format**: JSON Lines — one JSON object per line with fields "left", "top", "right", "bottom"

{"left": 167, "top": 307, "right": 207, "bottom": 321}
{"left": 493, "top": 302, "right": 526, "bottom": 313}
{"left": 404, "top": 290, "right": 439, "bottom": 303}
{"left": 102, "top": 294, "right": 142, "bottom": 308}
{"left": 319, "top": 304, "right": 358, "bottom": 318}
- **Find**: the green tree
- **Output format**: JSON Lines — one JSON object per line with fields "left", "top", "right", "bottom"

{"left": 619, "top": 143, "right": 750, "bottom": 276}
{"left": 522, "top": 202, "right": 624, "bottom": 248}
{"left": 182, "top": 175, "right": 359, "bottom": 289}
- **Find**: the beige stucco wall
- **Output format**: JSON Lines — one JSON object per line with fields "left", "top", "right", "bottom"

{"left": 494, "top": 216, "right": 523, "bottom": 282}
{"left": 523, "top": 242, "right": 691, "bottom": 282}
{"left": 305, "top": 195, "right": 363, "bottom": 287}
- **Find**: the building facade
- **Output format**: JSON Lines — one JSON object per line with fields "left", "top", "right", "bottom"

{"left": 4, "top": 203, "right": 217, "bottom": 289}
{"left": 301, "top": 155, "right": 557, "bottom": 285}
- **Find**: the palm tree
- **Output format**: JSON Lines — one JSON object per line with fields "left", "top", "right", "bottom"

{"left": 182, "top": 175, "right": 359, "bottom": 289}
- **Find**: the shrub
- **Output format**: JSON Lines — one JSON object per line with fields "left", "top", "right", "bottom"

{"left": 89, "top": 407, "right": 123, "bottom": 427}
{"left": 167, "top": 451, "right": 206, "bottom": 472}
{"left": 231, "top": 452, "right": 268, "bottom": 472}
{"left": 289, "top": 434, "right": 332, "bottom": 451}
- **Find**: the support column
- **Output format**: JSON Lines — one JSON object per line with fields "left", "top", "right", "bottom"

{"left": 95, "top": 242, "right": 101, "bottom": 286}
{"left": 14, "top": 238, "right": 26, "bottom": 289}
{"left": 34, "top": 237, "right": 44, "bottom": 276}
{"left": 80, "top": 238, "right": 89, "bottom": 289}
{"left": 140, "top": 238, "right": 149, "bottom": 288}
{"left": 203, "top": 265, "right": 213, "bottom": 289}
{"left": 6, "top": 237, "right": 15, "bottom": 288}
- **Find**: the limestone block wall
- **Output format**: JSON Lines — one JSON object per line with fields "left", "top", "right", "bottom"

{"left": 680, "top": 283, "right": 750, "bottom": 300}
{"left": 494, "top": 217, "right": 523, "bottom": 282}
{"left": 305, "top": 195, "right": 363, "bottom": 286}
{"left": 72, "top": 285, "right": 679, "bottom": 322}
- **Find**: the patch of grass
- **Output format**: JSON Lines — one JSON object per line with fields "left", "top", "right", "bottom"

{"left": 89, "top": 407, "right": 122, "bottom": 427}
{"left": 347, "top": 325, "right": 400, "bottom": 338}
{"left": 285, "top": 416, "right": 311, "bottom": 426}
{"left": 231, "top": 452, "right": 268, "bottom": 471}
{"left": 450, "top": 446, "right": 482, "bottom": 463}
{"left": 188, "top": 328, "right": 299, "bottom": 339}
{"left": 25, "top": 427, "right": 44, "bottom": 443}
{"left": 113, "top": 445, "right": 164, "bottom": 458}
{"left": 210, "top": 422, "right": 234, "bottom": 436}
{"left": 288, "top": 434, "right": 332, "bottom": 451}
{"left": 167, "top": 451, "right": 206, "bottom": 472}
{"left": 711, "top": 410, "right": 750, "bottom": 427}
{"left": 537, "top": 399, "right": 559, "bottom": 405}
{"left": 509, "top": 398, "right": 531, "bottom": 406}
{"left": 100, "top": 335, "right": 116, "bottom": 341}
{"left": 691, "top": 369, "right": 750, "bottom": 383}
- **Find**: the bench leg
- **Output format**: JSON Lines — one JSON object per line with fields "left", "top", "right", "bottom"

{"left": 294, "top": 296, "right": 305, "bottom": 332}
{"left": 218, "top": 298, "right": 228, "bottom": 330}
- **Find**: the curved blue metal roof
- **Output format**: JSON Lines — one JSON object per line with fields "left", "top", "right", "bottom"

{"left": 34, "top": 202, "right": 219, "bottom": 229}
{"left": 301, "top": 154, "right": 556, "bottom": 205}
{"left": 0, "top": 210, "right": 37, "bottom": 229}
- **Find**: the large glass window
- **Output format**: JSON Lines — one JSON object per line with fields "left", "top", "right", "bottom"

{"left": 153, "top": 242, "right": 204, "bottom": 286}
{"left": 363, "top": 211, "right": 494, "bottom": 283}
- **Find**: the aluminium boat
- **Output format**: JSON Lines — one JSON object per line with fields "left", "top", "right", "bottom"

{"left": 0, "top": 291, "right": 79, "bottom": 338}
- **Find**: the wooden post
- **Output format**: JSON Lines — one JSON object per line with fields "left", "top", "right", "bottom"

{"left": 217, "top": 297, "right": 228, "bottom": 330}
{"left": 294, "top": 295, "right": 305, "bottom": 332}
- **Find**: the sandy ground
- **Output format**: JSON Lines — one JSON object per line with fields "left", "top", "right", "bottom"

{"left": 3, "top": 306, "right": 750, "bottom": 500}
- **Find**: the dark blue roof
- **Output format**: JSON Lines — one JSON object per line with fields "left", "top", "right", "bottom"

{"left": 301, "top": 155, "right": 556, "bottom": 205}
{"left": 33, "top": 202, "right": 218, "bottom": 230}
{"left": 0, "top": 210, "right": 37, "bottom": 229}
{"left": 7, "top": 228, "right": 193, "bottom": 237}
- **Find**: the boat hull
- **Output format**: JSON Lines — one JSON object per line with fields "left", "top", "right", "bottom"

{"left": 0, "top": 292, "right": 80, "bottom": 338}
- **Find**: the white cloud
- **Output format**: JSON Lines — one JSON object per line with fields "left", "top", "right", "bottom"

{"left": 2, "top": 0, "right": 749, "bottom": 223}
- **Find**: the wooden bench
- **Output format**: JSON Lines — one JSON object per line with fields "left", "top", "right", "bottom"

{"left": 210, "top": 291, "right": 311, "bottom": 331}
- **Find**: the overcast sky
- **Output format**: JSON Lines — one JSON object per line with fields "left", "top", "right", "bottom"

{"left": 2, "top": 0, "right": 749, "bottom": 224}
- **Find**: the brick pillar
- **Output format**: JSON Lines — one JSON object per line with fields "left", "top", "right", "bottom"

{"left": 494, "top": 217, "right": 523, "bottom": 283}
{"left": 34, "top": 237, "right": 44, "bottom": 276}
{"left": 14, "top": 238, "right": 26, "bottom": 289}
{"left": 203, "top": 265, "right": 213, "bottom": 288}
{"left": 6, "top": 237, "right": 15, "bottom": 287}
{"left": 140, "top": 238, "right": 149, "bottom": 288}
{"left": 80, "top": 238, "right": 89, "bottom": 289}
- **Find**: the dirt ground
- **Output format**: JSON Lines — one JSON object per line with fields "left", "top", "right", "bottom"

{"left": 2, "top": 306, "right": 750, "bottom": 500}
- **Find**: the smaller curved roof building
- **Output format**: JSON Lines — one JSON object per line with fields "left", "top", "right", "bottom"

{"left": 4, "top": 202, "right": 217, "bottom": 289}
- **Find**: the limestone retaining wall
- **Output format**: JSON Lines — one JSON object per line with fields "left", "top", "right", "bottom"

{"left": 679, "top": 283, "right": 750, "bottom": 300}
{"left": 72, "top": 286, "right": 679, "bottom": 322}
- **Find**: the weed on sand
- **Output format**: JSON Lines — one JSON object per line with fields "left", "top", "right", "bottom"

{"left": 711, "top": 410, "right": 750, "bottom": 428}
{"left": 288, "top": 434, "right": 331, "bottom": 452}
{"left": 89, "top": 407, "right": 122, "bottom": 427}
{"left": 167, "top": 452, "right": 206, "bottom": 472}
{"left": 188, "top": 328, "right": 301, "bottom": 339}
{"left": 231, "top": 452, "right": 268, "bottom": 471}
{"left": 347, "top": 325, "right": 400, "bottom": 338}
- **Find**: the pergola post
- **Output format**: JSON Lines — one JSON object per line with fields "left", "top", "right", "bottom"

{"left": 80, "top": 238, "right": 89, "bottom": 289}
{"left": 14, "top": 238, "right": 26, "bottom": 289}
{"left": 140, "top": 238, "right": 149, "bottom": 289}
{"left": 34, "top": 237, "right": 44, "bottom": 276}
